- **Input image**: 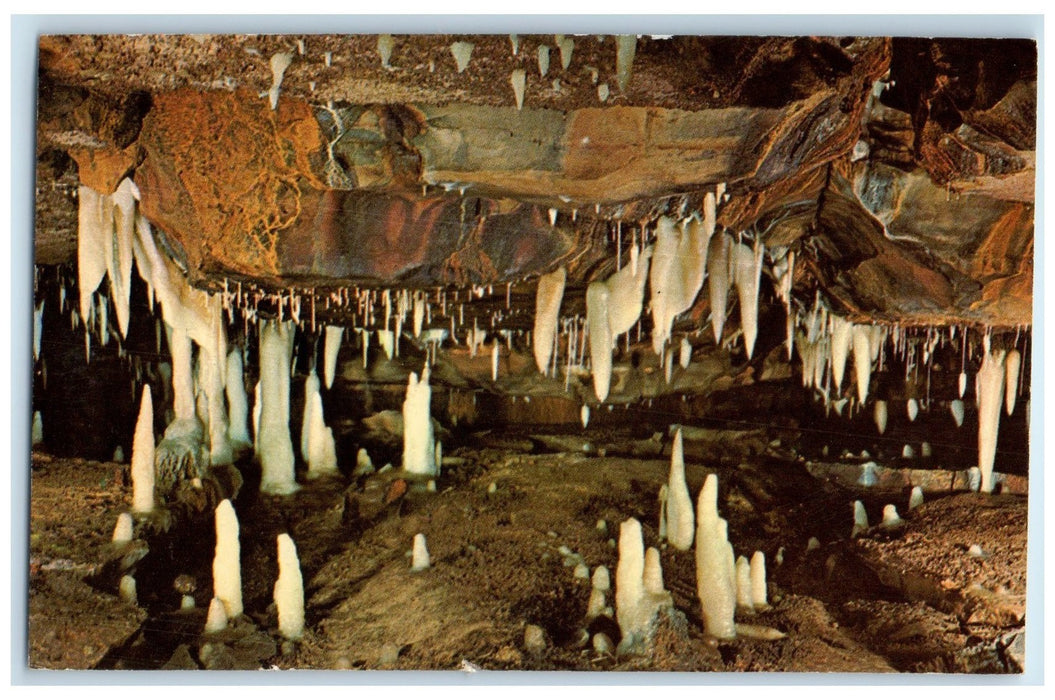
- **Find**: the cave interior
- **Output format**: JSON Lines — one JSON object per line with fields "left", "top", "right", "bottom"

{"left": 27, "top": 33, "right": 1035, "bottom": 673}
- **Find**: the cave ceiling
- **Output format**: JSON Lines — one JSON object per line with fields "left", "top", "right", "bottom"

{"left": 34, "top": 34, "right": 1036, "bottom": 328}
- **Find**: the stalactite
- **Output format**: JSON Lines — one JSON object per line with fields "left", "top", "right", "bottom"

{"left": 1004, "top": 349, "right": 1021, "bottom": 415}
{"left": 323, "top": 325, "right": 344, "bottom": 390}
{"left": 829, "top": 315, "right": 853, "bottom": 392}
{"left": 731, "top": 238, "right": 764, "bottom": 359}
{"left": 77, "top": 185, "right": 110, "bottom": 332}
{"left": 707, "top": 232, "right": 731, "bottom": 345}
{"left": 586, "top": 281, "right": 612, "bottom": 402}
{"left": 531, "top": 267, "right": 567, "bottom": 376}
{"left": 650, "top": 216, "right": 709, "bottom": 355}
{"left": 258, "top": 320, "right": 298, "bottom": 495}
{"left": 976, "top": 339, "right": 1007, "bottom": 494}
{"left": 851, "top": 325, "right": 872, "bottom": 404}
{"left": 225, "top": 349, "right": 250, "bottom": 450}
{"left": 950, "top": 399, "right": 965, "bottom": 428}
{"left": 874, "top": 400, "right": 888, "bottom": 435}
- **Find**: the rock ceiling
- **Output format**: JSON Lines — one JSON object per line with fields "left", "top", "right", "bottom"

{"left": 35, "top": 34, "right": 1036, "bottom": 327}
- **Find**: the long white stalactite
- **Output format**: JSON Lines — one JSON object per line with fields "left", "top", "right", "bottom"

{"left": 533, "top": 267, "right": 566, "bottom": 375}
{"left": 649, "top": 214, "right": 710, "bottom": 355}
{"left": 323, "top": 325, "right": 344, "bottom": 390}
{"left": 258, "top": 320, "right": 298, "bottom": 495}
{"left": 976, "top": 338, "right": 1007, "bottom": 494}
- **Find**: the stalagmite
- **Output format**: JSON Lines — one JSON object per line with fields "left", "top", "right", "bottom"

{"left": 643, "top": 547, "right": 665, "bottom": 595}
{"left": 274, "top": 533, "right": 305, "bottom": 641}
{"left": 305, "top": 392, "right": 338, "bottom": 478}
{"left": 112, "top": 512, "right": 134, "bottom": 544}
{"left": 533, "top": 267, "right": 566, "bottom": 375}
{"left": 1004, "top": 349, "right": 1021, "bottom": 415}
{"left": 377, "top": 329, "right": 395, "bottom": 360}
{"left": 411, "top": 533, "right": 430, "bottom": 571}
{"left": 976, "top": 341, "right": 1007, "bottom": 494}
{"left": 225, "top": 350, "right": 251, "bottom": 450}
{"left": 131, "top": 385, "right": 155, "bottom": 514}
{"left": 735, "top": 556, "right": 754, "bottom": 613}
{"left": 874, "top": 400, "right": 888, "bottom": 435}
{"left": 586, "top": 281, "right": 612, "bottom": 402}
{"left": 679, "top": 336, "right": 692, "bottom": 369}
{"left": 119, "top": 575, "right": 137, "bottom": 605}
{"left": 851, "top": 325, "right": 872, "bottom": 404}
{"left": 252, "top": 381, "right": 262, "bottom": 453}
{"left": 907, "top": 399, "right": 919, "bottom": 422}
{"left": 650, "top": 217, "right": 708, "bottom": 355}
{"left": 212, "top": 499, "right": 243, "bottom": 619}
{"left": 666, "top": 429, "right": 694, "bottom": 551}
{"left": 695, "top": 474, "right": 736, "bottom": 639}
{"left": 908, "top": 486, "right": 924, "bottom": 511}
{"left": 581, "top": 404, "right": 590, "bottom": 429}
{"left": 707, "top": 232, "right": 731, "bottom": 345}
{"left": 881, "top": 504, "right": 903, "bottom": 528}
{"left": 258, "top": 320, "right": 298, "bottom": 495}
{"left": 33, "top": 300, "right": 43, "bottom": 361}
{"left": 300, "top": 371, "right": 320, "bottom": 461}
{"left": 31, "top": 410, "right": 43, "bottom": 446}
{"left": 403, "top": 366, "right": 437, "bottom": 475}
{"left": 749, "top": 551, "right": 768, "bottom": 609}
{"left": 491, "top": 340, "right": 500, "bottom": 382}
{"left": 204, "top": 597, "right": 229, "bottom": 634}
{"left": 950, "top": 399, "right": 965, "bottom": 428}
{"left": 920, "top": 441, "right": 932, "bottom": 458}
{"left": 852, "top": 500, "right": 869, "bottom": 537}
{"left": 731, "top": 239, "right": 764, "bottom": 359}
{"left": 616, "top": 518, "right": 673, "bottom": 651}
{"left": 323, "top": 325, "right": 344, "bottom": 390}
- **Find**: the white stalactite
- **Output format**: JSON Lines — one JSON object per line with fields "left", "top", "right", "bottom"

{"left": 77, "top": 185, "right": 110, "bottom": 331}
{"left": 1004, "top": 349, "right": 1021, "bottom": 415}
{"left": 851, "top": 325, "right": 872, "bottom": 404}
{"left": 212, "top": 499, "right": 243, "bottom": 619}
{"left": 829, "top": 315, "right": 853, "bottom": 392}
{"left": 950, "top": 399, "right": 965, "bottom": 428}
{"left": 225, "top": 350, "right": 251, "bottom": 449}
{"left": 323, "top": 325, "right": 344, "bottom": 390}
{"left": 258, "top": 320, "right": 298, "bottom": 495}
{"left": 131, "top": 385, "right": 155, "bottom": 514}
{"left": 907, "top": 398, "right": 919, "bottom": 422}
{"left": 731, "top": 238, "right": 764, "bottom": 359}
{"left": 874, "top": 400, "right": 888, "bottom": 435}
{"left": 666, "top": 429, "right": 695, "bottom": 551}
{"left": 274, "top": 533, "right": 305, "bottom": 640}
{"left": 977, "top": 341, "right": 1007, "bottom": 494}
{"left": 108, "top": 178, "right": 137, "bottom": 338}
{"left": 586, "top": 281, "right": 612, "bottom": 402}
{"left": 707, "top": 232, "right": 731, "bottom": 345}
{"left": 607, "top": 244, "right": 653, "bottom": 339}
{"left": 491, "top": 340, "right": 500, "bottom": 382}
{"left": 650, "top": 217, "right": 708, "bottom": 355}
{"left": 533, "top": 267, "right": 566, "bottom": 375}
{"left": 403, "top": 366, "right": 437, "bottom": 475}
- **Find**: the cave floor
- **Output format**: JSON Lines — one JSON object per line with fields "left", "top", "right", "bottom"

{"left": 26, "top": 430, "right": 1027, "bottom": 674}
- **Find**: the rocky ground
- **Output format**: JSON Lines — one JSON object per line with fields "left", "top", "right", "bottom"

{"left": 25, "top": 417, "right": 1028, "bottom": 675}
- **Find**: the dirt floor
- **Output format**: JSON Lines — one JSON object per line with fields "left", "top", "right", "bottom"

{"left": 24, "top": 422, "right": 1027, "bottom": 675}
